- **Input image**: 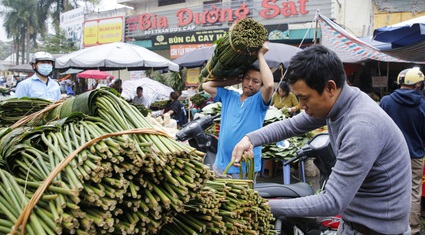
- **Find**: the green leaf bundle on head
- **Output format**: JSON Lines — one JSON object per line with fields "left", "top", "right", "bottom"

{"left": 199, "top": 17, "right": 268, "bottom": 82}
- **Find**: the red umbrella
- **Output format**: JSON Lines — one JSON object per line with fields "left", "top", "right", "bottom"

{"left": 77, "top": 70, "right": 114, "bottom": 80}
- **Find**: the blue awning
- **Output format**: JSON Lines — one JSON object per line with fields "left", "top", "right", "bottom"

{"left": 373, "top": 16, "right": 425, "bottom": 48}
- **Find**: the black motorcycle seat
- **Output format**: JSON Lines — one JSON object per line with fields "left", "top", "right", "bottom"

{"left": 254, "top": 182, "right": 314, "bottom": 198}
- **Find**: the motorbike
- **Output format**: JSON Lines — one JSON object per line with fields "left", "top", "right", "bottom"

{"left": 175, "top": 114, "right": 340, "bottom": 235}
{"left": 175, "top": 113, "right": 220, "bottom": 168}
{"left": 256, "top": 133, "right": 340, "bottom": 235}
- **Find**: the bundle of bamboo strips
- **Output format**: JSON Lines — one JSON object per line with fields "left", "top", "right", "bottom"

{"left": 1, "top": 118, "right": 212, "bottom": 235}
{"left": 0, "top": 89, "right": 275, "bottom": 234}
{"left": 159, "top": 179, "right": 276, "bottom": 235}
{"left": 199, "top": 17, "right": 268, "bottom": 82}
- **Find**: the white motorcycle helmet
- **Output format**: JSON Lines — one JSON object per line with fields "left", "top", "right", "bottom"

{"left": 397, "top": 67, "right": 424, "bottom": 86}
{"left": 29, "top": 51, "right": 55, "bottom": 66}
{"left": 29, "top": 52, "right": 55, "bottom": 76}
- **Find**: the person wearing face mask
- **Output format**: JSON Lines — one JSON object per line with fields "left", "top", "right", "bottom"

{"left": 15, "top": 51, "right": 61, "bottom": 101}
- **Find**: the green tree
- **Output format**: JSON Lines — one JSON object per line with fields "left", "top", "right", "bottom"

{"left": 1, "top": 0, "right": 104, "bottom": 65}
{"left": 0, "top": 41, "right": 13, "bottom": 60}
{"left": 148, "top": 70, "right": 185, "bottom": 93}
{"left": 42, "top": 0, "right": 102, "bottom": 36}
{"left": 2, "top": 0, "right": 39, "bottom": 65}
{"left": 35, "top": 31, "right": 78, "bottom": 54}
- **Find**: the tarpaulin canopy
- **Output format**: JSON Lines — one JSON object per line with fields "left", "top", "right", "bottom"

{"left": 59, "top": 68, "right": 83, "bottom": 75}
{"left": 372, "top": 16, "right": 425, "bottom": 62}
{"left": 317, "top": 14, "right": 422, "bottom": 64}
{"left": 9, "top": 64, "right": 32, "bottom": 73}
{"left": 378, "top": 41, "right": 425, "bottom": 62}
{"left": 173, "top": 46, "right": 216, "bottom": 69}
{"left": 77, "top": 70, "right": 114, "bottom": 80}
{"left": 121, "top": 77, "right": 174, "bottom": 107}
{"left": 173, "top": 42, "right": 302, "bottom": 70}
{"left": 56, "top": 42, "right": 179, "bottom": 72}
{"left": 373, "top": 16, "right": 425, "bottom": 48}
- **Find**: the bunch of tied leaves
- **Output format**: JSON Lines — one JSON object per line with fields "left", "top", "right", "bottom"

{"left": 0, "top": 98, "right": 52, "bottom": 127}
{"left": 190, "top": 93, "right": 207, "bottom": 107}
{"left": 133, "top": 104, "right": 151, "bottom": 117}
{"left": 199, "top": 17, "right": 268, "bottom": 82}
{"left": 261, "top": 109, "right": 308, "bottom": 161}
{"left": 149, "top": 100, "right": 169, "bottom": 111}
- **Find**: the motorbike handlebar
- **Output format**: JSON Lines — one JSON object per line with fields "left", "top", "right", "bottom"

{"left": 283, "top": 155, "right": 299, "bottom": 165}
{"left": 282, "top": 145, "right": 314, "bottom": 166}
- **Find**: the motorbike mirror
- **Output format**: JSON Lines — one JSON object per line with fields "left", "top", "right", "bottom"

{"left": 304, "top": 132, "right": 335, "bottom": 178}
{"left": 276, "top": 140, "right": 290, "bottom": 149}
{"left": 308, "top": 133, "right": 330, "bottom": 150}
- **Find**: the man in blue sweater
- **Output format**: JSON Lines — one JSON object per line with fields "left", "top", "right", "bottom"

{"left": 232, "top": 45, "right": 411, "bottom": 234}
{"left": 202, "top": 43, "right": 274, "bottom": 180}
{"left": 380, "top": 67, "right": 425, "bottom": 235}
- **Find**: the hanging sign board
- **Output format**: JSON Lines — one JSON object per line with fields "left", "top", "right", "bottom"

{"left": 372, "top": 76, "right": 388, "bottom": 88}
{"left": 186, "top": 67, "right": 200, "bottom": 87}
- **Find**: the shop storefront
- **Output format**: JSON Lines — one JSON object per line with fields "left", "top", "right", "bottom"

{"left": 123, "top": 0, "right": 332, "bottom": 58}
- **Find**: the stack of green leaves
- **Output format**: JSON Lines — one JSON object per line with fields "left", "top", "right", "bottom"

{"left": 262, "top": 109, "right": 314, "bottom": 161}
{"left": 262, "top": 135, "right": 312, "bottom": 162}
{"left": 199, "top": 17, "right": 268, "bottom": 81}
{"left": 190, "top": 93, "right": 206, "bottom": 107}
{"left": 132, "top": 104, "right": 151, "bottom": 117}
{"left": 149, "top": 100, "right": 169, "bottom": 111}
{"left": 0, "top": 98, "right": 52, "bottom": 127}
{"left": 0, "top": 87, "right": 10, "bottom": 96}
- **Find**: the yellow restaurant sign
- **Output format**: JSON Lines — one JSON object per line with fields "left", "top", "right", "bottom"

{"left": 83, "top": 16, "right": 123, "bottom": 47}
{"left": 186, "top": 67, "right": 200, "bottom": 87}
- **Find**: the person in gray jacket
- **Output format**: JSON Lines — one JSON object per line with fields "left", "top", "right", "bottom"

{"left": 232, "top": 45, "right": 411, "bottom": 235}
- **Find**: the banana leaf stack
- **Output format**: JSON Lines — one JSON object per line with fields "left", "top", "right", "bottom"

{"left": 189, "top": 93, "right": 206, "bottom": 107}
{"left": 261, "top": 135, "right": 311, "bottom": 162}
{"left": 132, "top": 104, "right": 151, "bottom": 117}
{"left": 199, "top": 17, "right": 268, "bottom": 82}
{"left": 0, "top": 98, "right": 52, "bottom": 127}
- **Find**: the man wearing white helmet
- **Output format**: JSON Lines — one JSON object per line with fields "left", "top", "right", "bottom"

{"left": 15, "top": 51, "right": 61, "bottom": 101}
{"left": 380, "top": 67, "right": 425, "bottom": 235}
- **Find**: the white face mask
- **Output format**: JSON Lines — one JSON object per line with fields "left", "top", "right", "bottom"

{"left": 38, "top": 64, "right": 53, "bottom": 76}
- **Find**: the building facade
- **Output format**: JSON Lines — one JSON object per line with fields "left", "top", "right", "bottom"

{"left": 78, "top": 0, "right": 397, "bottom": 58}
{"left": 57, "top": 1, "right": 425, "bottom": 81}
{"left": 56, "top": 0, "right": 425, "bottom": 59}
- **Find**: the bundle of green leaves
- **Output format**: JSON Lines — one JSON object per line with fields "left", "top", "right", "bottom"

{"left": 199, "top": 17, "right": 268, "bottom": 82}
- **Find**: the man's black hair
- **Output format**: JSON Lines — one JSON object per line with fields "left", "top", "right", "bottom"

{"left": 286, "top": 44, "right": 346, "bottom": 95}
